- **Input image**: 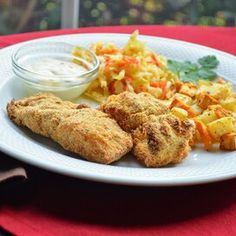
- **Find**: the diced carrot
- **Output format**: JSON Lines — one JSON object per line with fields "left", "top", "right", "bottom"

{"left": 175, "top": 81, "right": 183, "bottom": 92}
{"left": 215, "top": 106, "right": 231, "bottom": 119}
{"left": 197, "top": 93, "right": 218, "bottom": 109}
{"left": 194, "top": 119, "right": 213, "bottom": 150}
{"left": 159, "top": 80, "right": 167, "bottom": 90}
{"left": 159, "top": 80, "right": 167, "bottom": 99}
{"left": 170, "top": 98, "right": 197, "bottom": 117}
{"left": 169, "top": 98, "right": 190, "bottom": 110}
{"left": 215, "top": 110, "right": 225, "bottom": 119}
{"left": 187, "top": 108, "right": 197, "bottom": 118}
{"left": 220, "top": 133, "right": 236, "bottom": 150}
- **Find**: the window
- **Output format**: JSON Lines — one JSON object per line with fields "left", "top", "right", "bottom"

{"left": 0, "top": 0, "right": 235, "bottom": 35}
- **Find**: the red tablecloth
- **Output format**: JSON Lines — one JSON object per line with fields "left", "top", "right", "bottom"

{"left": 1, "top": 25, "right": 236, "bottom": 54}
{"left": 0, "top": 25, "right": 236, "bottom": 236}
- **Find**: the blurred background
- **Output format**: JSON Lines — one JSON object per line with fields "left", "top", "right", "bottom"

{"left": 0, "top": 0, "right": 235, "bottom": 35}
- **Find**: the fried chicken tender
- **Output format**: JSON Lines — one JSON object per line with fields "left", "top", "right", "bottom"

{"left": 7, "top": 93, "right": 133, "bottom": 164}
{"left": 132, "top": 114, "right": 195, "bottom": 167}
{"left": 101, "top": 91, "right": 169, "bottom": 132}
{"left": 101, "top": 92, "right": 195, "bottom": 167}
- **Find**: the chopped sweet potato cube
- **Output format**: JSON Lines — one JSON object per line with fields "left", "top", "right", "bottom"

{"left": 220, "top": 133, "right": 236, "bottom": 150}
{"left": 197, "top": 93, "right": 218, "bottom": 109}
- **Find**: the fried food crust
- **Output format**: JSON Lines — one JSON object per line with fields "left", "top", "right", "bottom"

{"left": 7, "top": 93, "right": 133, "bottom": 164}
{"left": 101, "top": 92, "right": 195, "bottom": 167}
{"left": 132, "top": 114, "right": 195, "bottom": 167}
{"left": 100, "top": 92, "right": 169, "bottom": 132}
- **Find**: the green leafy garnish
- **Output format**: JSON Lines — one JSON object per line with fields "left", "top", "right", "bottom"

{"left": 198, "top": 55, "right": 219, "bottom": 69}
{"left": 168, "top": 55, "right": 219, "bottom": 83}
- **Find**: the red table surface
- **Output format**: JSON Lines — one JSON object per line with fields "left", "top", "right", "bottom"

{"left": 0, "top": 25, "right": 236, "bottom": 236}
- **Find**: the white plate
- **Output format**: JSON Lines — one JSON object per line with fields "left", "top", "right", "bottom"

{"left": 0, "top": 33, "right": 235, "bottom": 186}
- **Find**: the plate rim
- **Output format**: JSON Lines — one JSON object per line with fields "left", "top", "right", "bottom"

{"left": 0, "top": 141, "right": 236, "bottom": 186}
{"left": 0, "top": 32, "right": 236, "bottom": 186}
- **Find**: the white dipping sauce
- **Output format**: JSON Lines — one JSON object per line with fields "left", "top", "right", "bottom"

{"left": 22, "top": 57, "right": 93, "bottom": 100}
{"left": 25, "top": 57, "right": 88, "bottom": 77}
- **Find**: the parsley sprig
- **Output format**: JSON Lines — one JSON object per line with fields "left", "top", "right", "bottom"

{"left": 168, "top": 55, "right": 219, "bottom": 83}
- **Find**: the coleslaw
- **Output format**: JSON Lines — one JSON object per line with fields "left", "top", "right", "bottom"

{"left": 83, "top": 30, "right": 177, "bottom": 102}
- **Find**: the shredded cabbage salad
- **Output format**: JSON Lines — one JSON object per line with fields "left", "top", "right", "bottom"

{"left": 82, "top": 30, "right": 177, "bottom": 102}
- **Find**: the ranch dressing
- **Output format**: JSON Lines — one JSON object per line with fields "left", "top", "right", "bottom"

{"left": 22, "top": 57, "right": 94, "bottom": 100}
{"left": 25, "top": 57, "right": 88, "bottom": 79}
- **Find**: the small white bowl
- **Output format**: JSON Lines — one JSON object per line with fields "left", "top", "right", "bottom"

{"left": 12, "top": 42, "right": 100, "bottom": 100}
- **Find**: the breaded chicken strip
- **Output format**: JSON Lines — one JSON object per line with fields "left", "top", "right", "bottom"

{"left": 132, "top": 114, "right": 195, "bottom": 167}
{"left": 7, "top": 93, "right": 133, "bottom": 164}
{"left": 101, "top": 92, "right": 195, "bottom": 167}
{"left": 101, "top": 92, "right": 169, "bottom": 132}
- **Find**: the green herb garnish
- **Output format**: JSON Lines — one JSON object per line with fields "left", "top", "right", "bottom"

{"left": 168, "top": 55, "right": 219, "bottom": 83}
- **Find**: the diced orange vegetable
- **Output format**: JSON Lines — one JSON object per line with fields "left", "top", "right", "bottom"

{"left": 194, "top": 119, "right": 213, "bottom": 150}
{"left": 197, "top": 93, "right": 218, "bottom": 109}
{"left": 187, "top": 108, "right": 197, "bottom": 118}
{"left": 175, "top": 81, "right": 183, "bottom": 92}
{"left": 220, "top": 133, "right": 236, "bottom": 150}
{"left": 169, "top": 98, "right": 196, "bottom": 117}
{"left": 215, "top": 110, "right": 223, "bottom": 119}
{"left": 169, "top": 98, "right": 190, "bottom": 110}
{"left": 215, "top": 106, "right": 232, "bottom": 119}
{"left": 159, "top": 80, "right": 167, "bottom": 99}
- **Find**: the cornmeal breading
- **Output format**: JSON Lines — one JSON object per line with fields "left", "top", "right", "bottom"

{"left": 132, "top": 114, "right": 195, "bottom": 167}
{"left": 7, "top": 93, "right": 133, "bottom": 164}
{"left": 101, "top": 92, "right": 194, "bottom": 167}
{"left": 101, "top": 91, "right": 169, "bottom": 132}
{"left": 7, "top": 93, "right": 79, "bottom": 137}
